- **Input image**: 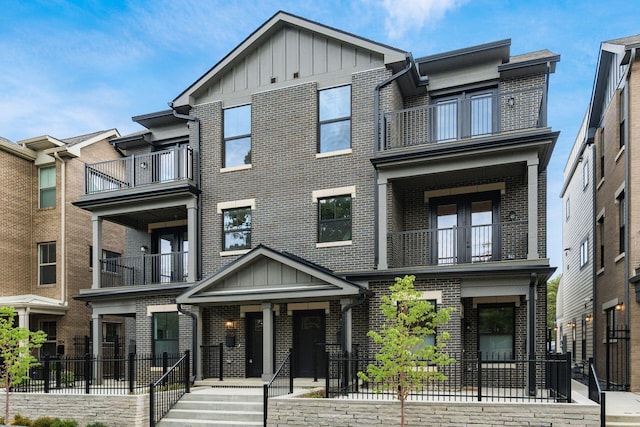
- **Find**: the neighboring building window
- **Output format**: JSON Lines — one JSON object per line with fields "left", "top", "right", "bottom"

{"left": 565, "top": 198, "right": 570, "bottom": 221}
{"left": 223, "top": 104, "right": 251, "bottom": 168}
{"left": 318, "top": 85, "right": 351, "bottom": 153}
{"left": 40, "top": 321, "right": 57, "bottom": 356}
{"left": 620, "top": 88, "right": 626, "bottom": 149}
{"left": 39, "top": 242, "right": 56, "bottom": 285}
{"left": 153, "top": 312, "right": 179, "bottom": 360}
{"left": 478, "top": 304, "right": 514, "bottom": 360}
{"left": 318, "top": 196, "right": 352, "bottom": 243}
{"left": 599, "top": 128, "right": 605, "bottom": 180}
{"left": 582, "top": 158, "right": 589, "bottom": 189}
{"left": 223, "top": 207, "right": 252, "bottom": 251}
{"left": 618, "top": 192, "right": 625, "bottom": 254}
{"left": 400, "top": 299, "right": 437, "bottom": 349}
{"left": 580, "top": 237, "right": 589, "bottom": 268}
{"left": 598, "top": 217, "right": 605, "bottom": 269}
{"left": 39, "top": 166, "right": 56, "bottom": 208}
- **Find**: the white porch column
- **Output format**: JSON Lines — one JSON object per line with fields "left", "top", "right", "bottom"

{"left": 340, "top": 299, "right": 353, "bottom": 353}
{"left": 92, "top": 312, "right": 103, "bottom": 383}
{"left": 261, "top": 302, "right": 274, "bottom": 381}
{"left": 17, "top": 308, "right": 29, "bottom": 330}
{"left": 377, "top": 177, "right": 388, "bottom": 270}
{"left": 193, "top": 306, "right": 203, "bottom": 381}
{"left": 187, "top": 200, "right": 197, "bottom": 282}
{"left": 92, "top": 216, "right": 103, "bottom": 289}
{"left": 527, "top": 158, "right": 539, "bottom": 260}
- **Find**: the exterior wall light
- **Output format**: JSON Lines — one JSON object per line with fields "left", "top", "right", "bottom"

{"left": 508, "top": 97, "right": 515, "bottom": 107}
{"left": 615, "top": 302, "right": 624, "bottom": 311}
{"left": 508, "top": 211, "right": 517, "bottom": 221}
{"left": 585, "top": 314, "right": 593, "bottom": 322}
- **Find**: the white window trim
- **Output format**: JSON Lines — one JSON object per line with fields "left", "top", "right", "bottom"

{"left": 146, "top": 304, "right": 179, "bottom": 317}
{"left": 315, "top": 148, "right": 352, "bottom": 159}
{"left": 217, "top": 198, "right": 256, "bottom": 213}
{"left": 220, "top": 249, "right": 251, "bottom": 257}
{"left": 221, "top": 164, "right": 252, "bottom": 173}
{"left": 312, "top": 186, "right": 356, "bottom": 203}
{"left": 316, "top": 240, "right": 352, "bottom": 249}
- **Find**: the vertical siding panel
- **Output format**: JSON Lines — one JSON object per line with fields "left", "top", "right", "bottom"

{"left": 327, "top": 39, "right": 342, "bottom": 72}
{"left": 299, "top": 31, "right": 313, "bottom": 77}
{"left": 313, "top": 34, "right": 327, "bottom": 75}
{"left": 246, "top": 49, "right": 260, "bottom": 90}
{"left": 234, "top": 57, "right": 247, "bottom": 92}
{"left": 272, "top": 30, "right": 286, "bottom": 83}
{"left": 259, "top": 39, "right": 272, "bottom": 86}
{"left": 285, "top": 27, "right": 300, "bottom": 81}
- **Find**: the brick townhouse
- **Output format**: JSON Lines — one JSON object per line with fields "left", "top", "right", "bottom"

{"left": 0, "top": 130, "right": 124, "bottom": 357}
{"left": 74, "top": 11, "right": 559, "bottom": 387}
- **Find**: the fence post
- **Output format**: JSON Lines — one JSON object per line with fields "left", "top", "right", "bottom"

{"left": 218, "top": 342, "right": 223, "bottom": 381}
{"left": 128, "top": 352, "right": 135, "bottom": 393}
{"left": 185, "top": 350, "right": 191, "bottom": 394}
{"left": 477, "top": 351, "right": 482, "bottom": 402}
{"left": 325, "top": 351, "right": 330, "bottom": 398}
{"left": 55, "top": 358, "right": 62, "bottom": 389}
{"left": 84, "top": 353, "right": 91, "bottom": 394}
{"left": 565, "top": 352, "right": 572, "bottom": 402}
{"left": 44, "top": 355, "right": 50, "bottom": 393}
{"left": 162, "top": 352, "right": 168, "bottom": 386}
{"left": 149, "top": 381, "right": 155, "bottom": 427}
{"left": 289, "top": 348, "right": 294, "bottom": 394}
{"left": 263, "top": 383, "right": 268, "bottom": 427}
{"left": 313, "top": 343, "right": 318, "bottom": 382}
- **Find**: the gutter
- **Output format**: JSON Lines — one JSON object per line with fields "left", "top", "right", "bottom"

{"left": 372, "top": 54, "right": 426, "bottom": 268}
{"left": 341, "top": 289, "right": 371, "bottom": 353}
{"left": 53, "top": 152, "right": 67, "bottom": 307}
{"left": 177, "top": 303, "right": 197, "bottom": 382}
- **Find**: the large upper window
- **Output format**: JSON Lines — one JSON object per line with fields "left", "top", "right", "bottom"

{"left": 223, "top": 104, "right": 251, "bottom": 168}
{"left": 223, "top": 207, "right": 252, "bottom": 251}
{"left": 478, "top": 304, "right": 514, "bottom": 360}
{"left": 599, "top": 128, "right": 605, "bottom": 180}
{"left": 318, "top": 196, "right": 351, "bottom": 243}
{"left": 598, "top": 217, "right": 605, "bottom": 269}
{"left": 319, "top": 85, "right": 351, "bottom": 153}
{"left": 39, "top": 166, "right": 56, "bottom": 208}
{"left": 580, "top": 237, "right": 589, "bottom": 268}
{"left": 153, "top": 312, "right": 179, "bottom": 360}
{"left": 39, "top": 242, "right": 56, "bottom": 285}
{"left": 433, "top": 89, "right": 495, "bottom": 142}
{"left": 582, "top": 158, "right": 589, "bottom": 189}
{"left": 620, "top": 88, "right": 626, "bottom": 149}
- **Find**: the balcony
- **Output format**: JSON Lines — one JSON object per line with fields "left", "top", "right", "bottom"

{"left": 388, "top": 221, "right": 527, "bottom": 268}
{"left": 380, "top": 87, "right": 545, "bottom": 153}
{"left": 84, "top": 146, "right": 195, "bottom": 195}
{"left": 99, "top": 252, "right": 188, "bottom": 287}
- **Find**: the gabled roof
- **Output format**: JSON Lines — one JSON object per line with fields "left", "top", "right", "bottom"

{"left": 0, "top": 294, "right": 67, "bottom": 315}
{"left": 176, "top": 244, "right": 369, "bottom": 305}
{"left": 172, "top": 11, "right": 406, "bottom": 107}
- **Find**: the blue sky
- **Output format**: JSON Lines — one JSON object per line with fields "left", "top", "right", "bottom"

{"left": 1, "top": 0, "right": 638, "bottom": 277}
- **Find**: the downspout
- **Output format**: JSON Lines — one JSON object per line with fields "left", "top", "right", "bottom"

{"left": 177, "top": 303, "right": 197, "bottom": 382}
{"left": 341, "top": 290, "right": 369, "bottom": 352}
{"left": 53, "top": 152, "right": 67, "bottom": 307}
{"left": 372, "top": 55, "right": 425, "bottom": 268}
{"left": 528, "top": 272, "right": 537, "bottom": 396}
{"left": 623, "top": 47, "right": 635, "bottom": 386}
{"left": 590, "top": 140, "right": 597, "bottom": 361}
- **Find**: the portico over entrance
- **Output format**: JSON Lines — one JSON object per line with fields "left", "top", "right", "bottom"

{"left": 176, "top": 244, "right": 370, "bottom": 381}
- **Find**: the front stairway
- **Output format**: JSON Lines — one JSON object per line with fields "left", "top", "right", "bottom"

{"left": 157, "top": 387, "right": 263, "bottom": 426}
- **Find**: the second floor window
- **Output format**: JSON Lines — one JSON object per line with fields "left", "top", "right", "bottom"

{"left": 433, "top": 89, "right": 496, "bottom": 142}
{"left": 319, "top": 85, "right": 351, "bottom": 153}
{"left": 318, "top": 196, "right": 351, "bottom": 243}
{"left": 599, "top": 128, "right": 605, "bottom": 180}
{"left": 620, "top": 88, "right": 626, "bottom": 149}
{"left": 223, "top": 104, "right": 251, "bottom": 168}
{"left": 39, "top": 166, "right": 56, "bottom": 208}
{"left": 39, "top": 242, "right": 56, "bottom": 285}
{"left": 598, "top": 217, "right": 605, "bottom": 269}
{"left": 582, "top": 158, "right": 589, "bottom": 189}
{"left": 565, "top": 198, "right": 570, "bottom": 221}
{"left": 580, "top": 238, "right": 589, "bottom": 268}
{"left": 223, "top": 207, "right": 252, "bottom": 251}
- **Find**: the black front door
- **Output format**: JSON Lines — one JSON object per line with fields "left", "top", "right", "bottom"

{"left": 246, "top": 312, "right": 263, "bottom": 378}
{"left": 293, "top": 310, "right": 326, "bottom": 377}
{"left": 152, "top": 227, "right": 188, "bottom": 283}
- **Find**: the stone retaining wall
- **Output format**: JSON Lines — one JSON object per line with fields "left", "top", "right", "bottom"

{"left": 0, "top": 392, "right": 149, "bottom": 427}
{"left": 268, "top": 393, "right": 600, "bottom": 426}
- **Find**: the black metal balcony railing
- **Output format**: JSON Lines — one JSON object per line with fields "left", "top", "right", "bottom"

{"left": 388, "top": 221, "right": 527, "bottom": 268}
{"left": 381, "top": 88, "right": 545, "bottom": 152}
{"left": 84, "top": 146, "right": 195, "bottom": 194}
{"left": 99, "top": 252, "right": 188, "bottom": 287}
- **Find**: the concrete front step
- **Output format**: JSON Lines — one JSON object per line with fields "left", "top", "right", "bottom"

{"left": 607, "top": 414, "right": 640, "bottom": 427}
{"left": 157, "top": 388, "right": 264, "bottom": 427}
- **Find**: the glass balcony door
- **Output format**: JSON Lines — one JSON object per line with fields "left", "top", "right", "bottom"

{"left": 432, "top": 89, "right": 496, "bottom": 143}
{"left": 153, "top": 227, "right": 188, "bottom": 283}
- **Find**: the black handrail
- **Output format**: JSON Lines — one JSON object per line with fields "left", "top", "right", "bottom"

{"left": 263, "top": 349, "right": 293, "bottom": 427}
{"left": 587, "top": 358, "right": 606, "bottom": 427}
{"left": 149, "top": 350, "right": 190, "bottom": 427}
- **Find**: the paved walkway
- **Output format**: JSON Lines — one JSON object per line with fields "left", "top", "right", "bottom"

{"left": 573, "top": 379, "right": 640, "bottom": 421}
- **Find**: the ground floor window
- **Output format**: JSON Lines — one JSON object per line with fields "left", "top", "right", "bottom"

{"left": 153, "top": 312, "right": 179, "bottom": 361}
{"left": 478, "top": 304, "right": 514, "bottom": 360}
{"left": 39, "top": 320, "right": 57, "bottom": 357}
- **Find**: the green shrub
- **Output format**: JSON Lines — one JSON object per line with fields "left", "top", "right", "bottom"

{"left": 32, "top": 417, "right": 56, "bottom": 427}
{"left": 10, "top": 414, "right": 32, "bottom": 426}
{"left": 85, "top": 423, "right": 108, "bottom": 427}
{"left": 50, "top": 420, "right": 78, "bottom": 427}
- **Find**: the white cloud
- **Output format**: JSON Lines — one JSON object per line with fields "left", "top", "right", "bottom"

{"left": 381, "top": 0, "right": 466, "bottom": 39}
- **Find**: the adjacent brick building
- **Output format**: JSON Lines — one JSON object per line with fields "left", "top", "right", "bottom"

{"left": 0, "top": 130, "right": 124, "bottom": 356}
{"left": 75, "top": 12, "right": 559, "bottom": 391}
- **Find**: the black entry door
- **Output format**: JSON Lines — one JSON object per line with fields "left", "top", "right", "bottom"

{"left": 246, "top": 312, "right": 263, "bottom": 377}
{"left": 293, "top": 310, "right": 326, "bottom": 377}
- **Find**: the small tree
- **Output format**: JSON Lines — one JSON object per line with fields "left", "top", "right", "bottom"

{"left": 358, "top": 275, "right": 454, "bottom": 427}
{"left": 0, "top": 306, "right": 46, "bottom": 423}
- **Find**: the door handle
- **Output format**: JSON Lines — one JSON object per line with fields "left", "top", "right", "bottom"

{"left": 249, "top": 359, "right": 253, "bottom": 364}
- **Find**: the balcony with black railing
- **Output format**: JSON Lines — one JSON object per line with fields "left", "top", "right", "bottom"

{"left": 388, "top": 221, "right": 527, "bottom": 268}
{"left": 379, "top": 87, "right": 545, "bottom": 153}
{"left": 99, "top": 251, "right": 188, "bottom": 287}
{"left": 84, "top": 145, "right": 196, "bottom": 195}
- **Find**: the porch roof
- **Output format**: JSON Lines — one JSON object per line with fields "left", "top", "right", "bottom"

{"left": 0, "top": 294, "right": 68, "bottom": 315}
{"left": 176, "top": 244, "right": 369, "bottom": 305}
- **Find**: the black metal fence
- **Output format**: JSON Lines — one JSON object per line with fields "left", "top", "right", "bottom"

{"left": 200, "top": 343, "right": 224, "bottom": 380}
{"left": 606, "top": 325, "right": 629, "bottom": 390}
{"left": 15, "top": 352, "right": 182, "bottom": 395}
{"left": 326, "top": 351, "right": 572, "bottom": 403}
{"left": 149, "top": 351, "right": 190, "bottom": 427}
{"left": 263, "top": 349, "right": 293, "bottom": 427}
